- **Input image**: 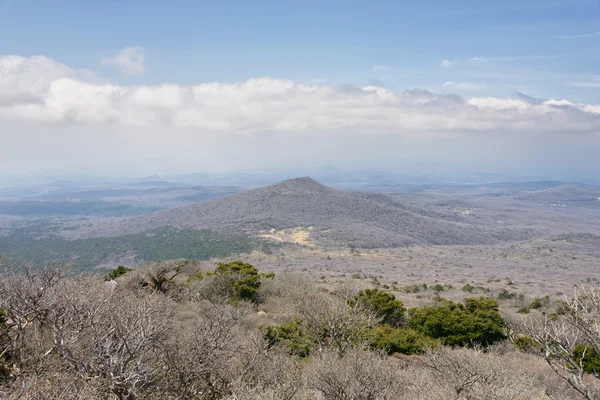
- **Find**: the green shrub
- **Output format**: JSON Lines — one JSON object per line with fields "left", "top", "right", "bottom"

{"left": 529, "top": 295, "right": 550, "bottom": 310}
{"left": 497, "top": 289, "right": 517, "bottom": 300}
{"left": 517, "top": 306, "right": 530, "bottom": 314}
{"left": 211, "top": 261, "right": 274, "bottom": 303}
{"left": 105, "top": 265, "right": 133, "bottom": 281}
{"left": 262, "top": 319, "right": 312, "bottom": 358}
{"left": 213, "top": 261, "right": 259, "bottom": 302}
{"left": 430, "top": 283, "right": 453, "bottom": 292}
{"left": 573, "top": 344, "right": 600, "bottom": 374}
{"left": 369, "top": 325, "right": 437, "bottom": 355}
{"left": 401, "top": 284, "right": 423, "bottom": 293}
{"left": 431, "top": 284, "right": 444, "bottom": 292}
{"left": 462, "top": 283, "right": 475, "bottom": 293}
{"left": 513, "top": 335, "right": 541, "bottom": 353}
{"left": 407, "top": 297, "right": 506, "bottom": 347}
{"left": 349, "top": 288, "right": 406, "bottom": 327}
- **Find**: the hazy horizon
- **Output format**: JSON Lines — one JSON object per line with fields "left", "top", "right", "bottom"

{"left": 1, "top": 163, "right": 599, "bottom": 188}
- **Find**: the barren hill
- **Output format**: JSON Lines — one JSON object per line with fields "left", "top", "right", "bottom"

{"left": 66, "top": 177, "right": 532, "bottom": 248}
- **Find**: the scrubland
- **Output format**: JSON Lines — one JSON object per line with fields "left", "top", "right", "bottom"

{"left": 1, "top": 257, "right": 599, "bottom": 400}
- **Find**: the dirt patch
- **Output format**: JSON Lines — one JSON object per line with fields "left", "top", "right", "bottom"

{"left": 258, "top": 227, "right": 315, "bottom": 246}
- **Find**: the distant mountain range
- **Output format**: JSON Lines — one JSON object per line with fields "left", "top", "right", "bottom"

{"left": 66, "top": 177, "right": 532, "bottom": 248}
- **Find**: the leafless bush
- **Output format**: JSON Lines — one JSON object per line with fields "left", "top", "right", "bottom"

{"left": 519, "top": 285, "right": 600, "bottom": 399}
{"left": 297, "top": 293, "right": 380, "bottom": 356}
{"left": 256, "top": 273, "right": 313, "bottom": 313}
{"left": 0, "top": 263, "right": 174, "bottom": 400}
{"left": 3, "top": 373, "right": 105, "bottom": 399}
{"left": 227, "top": 348, "right": 304, "bottom": 400}
{"left": 0, "top": 262, "right": 72, "bottom": 372}
{"left": 159, "top": 300, "right": 255, "bottom": 399}
{"left": 414, "top": 347, "right": 548, "bottom": 400}
{"left": 193, "top": 273, "right": 241, "bottom": 305}
{"left": 114, "top": 260, "right": 198, "bottom": 295}
{"left": 138, "top": 260, "right": 188, "bottom": 294}
{"left": 329, "top": 280, "right": 362, "bottom": 302}
{"left": 307, "top": 347, "right": 404, "bottom": 400}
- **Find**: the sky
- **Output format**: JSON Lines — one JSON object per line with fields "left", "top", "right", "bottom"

{"left": 0, "top": 0, "right": 599, "bottom": 177}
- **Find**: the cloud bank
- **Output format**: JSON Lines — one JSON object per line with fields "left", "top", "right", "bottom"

{"left": 1, "top": 54, "right": 599, "bottom": 174}
{"left": 2, "top": 54, "right": 600, "bottom": 136}
{"left": 0, "top": 56, "right": 600, "bottom": 135}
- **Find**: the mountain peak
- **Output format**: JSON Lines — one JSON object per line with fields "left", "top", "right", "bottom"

{"left": 271, "top": 176, "right": 334, "bottom": 193}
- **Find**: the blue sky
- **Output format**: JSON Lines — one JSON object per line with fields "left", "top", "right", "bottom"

{"left": 1, "top": 0, "right": 598, "bottom": 100}
{"left": 0, "top": 0, "right": 599, "bottom": 176}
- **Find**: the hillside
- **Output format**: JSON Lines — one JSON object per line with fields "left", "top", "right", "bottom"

{"left": 64, "top": 177, "right": 531, "bottom": 248}
{"left": 518, "top": 184, "right": 600, "bottom": 209}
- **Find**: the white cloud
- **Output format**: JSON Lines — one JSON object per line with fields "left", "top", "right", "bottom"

{"left": 440, "top": 59, "right": 453, "bottom": 68}
{"left": 470, "top": 57, "right": 486, "bottom": 62}
{"left": 442, "top": 81, "right": 485, "bottom": 91}
{"left": 0, "top": 55, "right": 99, "bottom": 106}
{"left": 1, "top": 54, "right": 600, "bottom": 138}
{"left": 101, "top": 46, "right": 146, "bottom": 76}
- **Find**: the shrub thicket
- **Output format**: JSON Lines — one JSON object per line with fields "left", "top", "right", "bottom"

{"left": 211, "top": 260, "right": 274, "bottom": 303}
{"left": 262, "top": 319, "right": 312, "bottom": 358}
{"left": 349, "top": 288, "right": 406, "bottom": 327}
{"left": 408, "top": 297, "right": 506, "bottom": 347}
{"left": 369, "top": 325, "right": 437, "bottom": 355}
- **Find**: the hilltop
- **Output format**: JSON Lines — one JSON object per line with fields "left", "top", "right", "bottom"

{"left": 62, "top": 177, "right": 530, "bottom": 248}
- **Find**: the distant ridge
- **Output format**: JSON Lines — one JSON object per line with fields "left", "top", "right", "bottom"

{"left": 66, "top": 177, "right": 532, "bottom": 247}
{"left": 518, "top": 183, "right": 600, "bottom": 208}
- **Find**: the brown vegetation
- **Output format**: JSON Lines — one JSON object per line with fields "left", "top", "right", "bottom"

{"left": 0, "top": 257, "right": 599, "bottom": 399}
